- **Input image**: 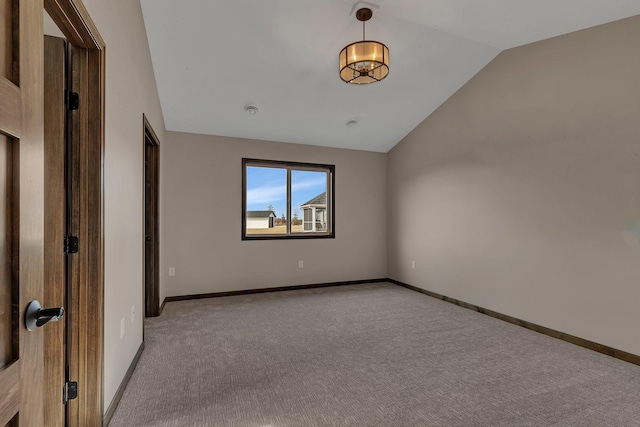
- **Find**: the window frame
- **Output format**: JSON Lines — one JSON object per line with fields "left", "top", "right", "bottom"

{"left": 242, "top": 158, "right": 335, "bottom": 240}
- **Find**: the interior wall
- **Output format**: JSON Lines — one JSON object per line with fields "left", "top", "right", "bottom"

{"left": 388, "top": 15, "right": 640, "bottom": 356}
{"left": 160, "top": 131, "right": 387, "bottom": 298}
{"left": 81, "top": 0, "right": 165, "bottom": 409}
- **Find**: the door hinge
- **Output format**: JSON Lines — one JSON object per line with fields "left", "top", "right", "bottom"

{"left": 63, "top": 381, "right": 78, "bottom": 403}
{"left": 64, "top": 236, "right": 79, "bottom": 254}
{"left": 65, "top": 90, "right": 79, "bottom": 110}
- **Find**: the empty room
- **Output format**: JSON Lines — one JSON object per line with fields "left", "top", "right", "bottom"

{"left": 1, "top": 1, "right": 640, "bottom": 426}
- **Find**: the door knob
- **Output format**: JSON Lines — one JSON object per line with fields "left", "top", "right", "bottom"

{"left": 24, "top": 300, "right": 65, "bottom": 331}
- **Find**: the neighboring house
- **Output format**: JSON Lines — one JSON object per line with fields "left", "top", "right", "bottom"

{"left": 300, "top": 192, "right": 327, "bottom": 232}
{"left": 246, "top": 210, "right": 277, "bottom": 229}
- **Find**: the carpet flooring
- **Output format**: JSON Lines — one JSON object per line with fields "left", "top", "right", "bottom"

{"left": 109, "top": 282, "right": 640, "bottom": 426}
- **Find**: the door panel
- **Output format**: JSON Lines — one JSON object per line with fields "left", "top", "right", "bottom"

{"left": 0, "top": 0, "right": 14, "bottom": 81}
{"left": 0, "top": 134, "right": 12, "bottom": 371}
{"left": 0, "top": 133, "right": 16, "bottom": 427}
{"left": 0, "top": 0, "right": 45, "bottom": 425}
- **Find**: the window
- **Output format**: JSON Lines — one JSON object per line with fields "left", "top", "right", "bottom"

{"left": 242, "top": 159, "right": 335, "bottom": 239}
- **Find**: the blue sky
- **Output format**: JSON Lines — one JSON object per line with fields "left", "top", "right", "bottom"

{"left": 246, "top": 167, "right": 326, "bottom": 219}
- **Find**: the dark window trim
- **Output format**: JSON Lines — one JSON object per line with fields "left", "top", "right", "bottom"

{"left": 242, "top": 158, "right": 336, "bottom": 240}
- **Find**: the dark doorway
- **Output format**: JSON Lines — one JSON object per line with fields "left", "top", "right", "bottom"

{"left": 144, "top": 116, "right": 160, "bottom": 317}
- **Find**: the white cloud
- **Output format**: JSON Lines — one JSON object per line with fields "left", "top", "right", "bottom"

{"left": 246, "top": 185, "right": 286, "bottom": 205}
{"left": 292, "top": 177, "right": 325, "bottom": 191}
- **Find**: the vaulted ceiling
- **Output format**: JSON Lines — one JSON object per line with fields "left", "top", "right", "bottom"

{"left": 140, "top": 0, "right": 640, "bottom": 152}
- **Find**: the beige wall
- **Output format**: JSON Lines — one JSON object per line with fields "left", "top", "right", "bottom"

{"left": 388, "top": 15, "right": 640, "bottom": 356}
{"left": 82, "top": 0, "right": 165, "bottom": 410}
{"left": 160, "top": 132, "right": 387, "bottom": 298}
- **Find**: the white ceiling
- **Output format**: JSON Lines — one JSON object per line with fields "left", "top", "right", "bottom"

{"left": 140, "top": 0, "right": 640, "bottom": 153}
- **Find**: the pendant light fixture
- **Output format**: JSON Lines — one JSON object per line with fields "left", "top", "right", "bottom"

{"left": 339, "top": 8, "right": 389, "bottom": 84}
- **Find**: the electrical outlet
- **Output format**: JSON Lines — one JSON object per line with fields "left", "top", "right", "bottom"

{"left": 120, "top": 318, "right": 125, "bottom": 339}
{"left": 411, "top": 260, "right": 416, "bottom": 269}
{"left": 298, "top": 260, "right": 304, "bottom": 269}
{"left": 131, "top": 306, "right": 135, "bottom": 324}
{"left": 169, "top": 267, "right": 175, "bottom": 277}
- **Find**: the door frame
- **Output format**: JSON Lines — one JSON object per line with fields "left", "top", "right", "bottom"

{"left": 143, "top": 114, "right": 160, "bottom": 318}
{"left": 43, "top": 33, "right": 68, "bottom": 426}
{"left": 43, "top": 1, "right": 105, "bottom": 425}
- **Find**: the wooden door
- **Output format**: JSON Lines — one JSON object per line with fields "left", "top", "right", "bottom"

{"left": 144, "top": 119, "right": 160, "bottom": 317}
{"left": 0, "top": 0, "right": 46, "bottom": 426}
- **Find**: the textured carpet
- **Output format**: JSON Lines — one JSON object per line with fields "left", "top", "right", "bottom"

{"left": 109, "top": 283, "right": 640, "bottom": 426}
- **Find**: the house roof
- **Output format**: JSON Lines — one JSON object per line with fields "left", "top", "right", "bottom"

{"left": 247, "top": 210, "right": 276, "bottom": 218}
{"left": 301, "top": 192, "right": 326, "bottom": 207}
